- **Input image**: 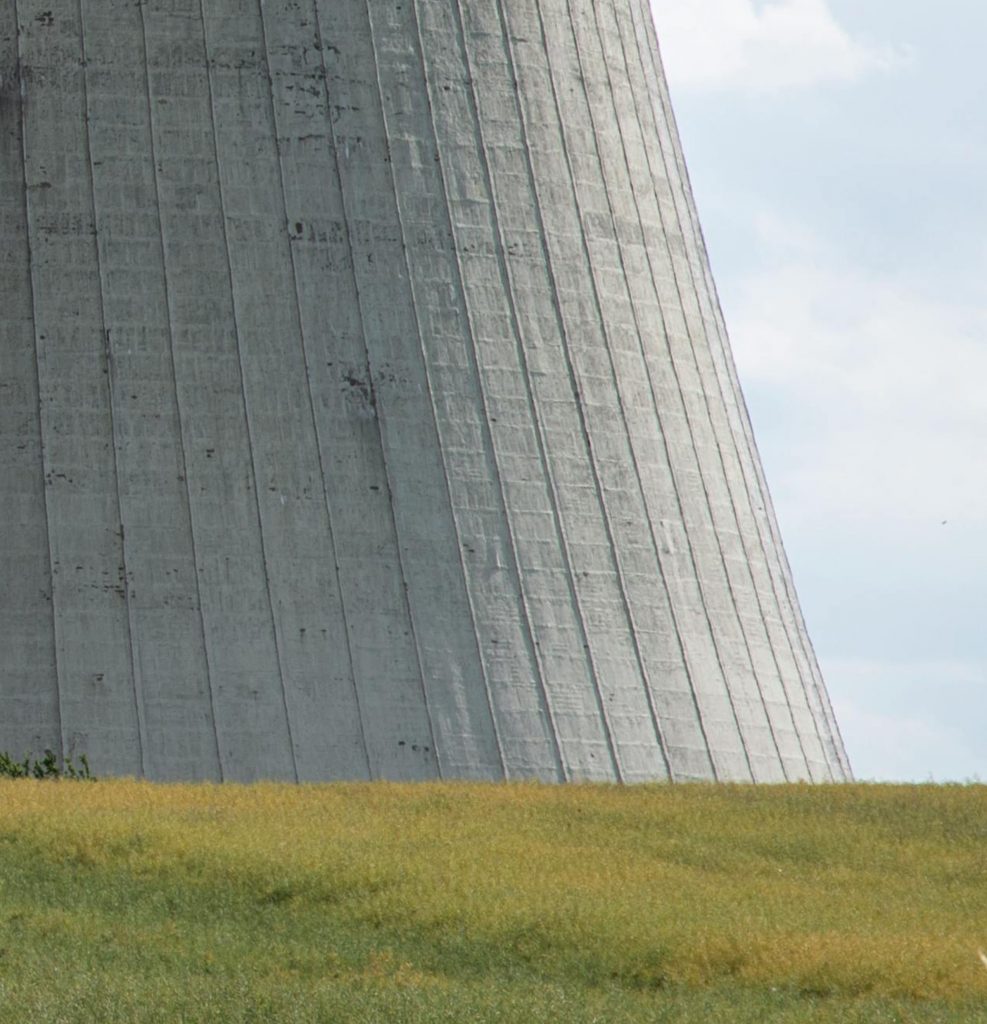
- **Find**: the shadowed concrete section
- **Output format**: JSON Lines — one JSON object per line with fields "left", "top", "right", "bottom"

{"left": 0, "top": 0, "right": 851, "bottom": 782}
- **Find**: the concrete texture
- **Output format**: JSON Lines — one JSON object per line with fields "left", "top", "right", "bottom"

{"left": 0, "top": 0, "right": 851, "bottom": 782}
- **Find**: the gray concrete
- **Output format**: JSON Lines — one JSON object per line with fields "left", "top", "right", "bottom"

{"left": 0, "top": 0, "right": 851, "bottom": 782}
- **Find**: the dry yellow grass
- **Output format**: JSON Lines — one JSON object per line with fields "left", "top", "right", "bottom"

{"left": 0, "top": 779, "right": 985, "bottom": 1021}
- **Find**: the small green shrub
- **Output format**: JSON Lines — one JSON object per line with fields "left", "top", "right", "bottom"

{"left": 0, "top": 749, "right": 93, "bottom": 780}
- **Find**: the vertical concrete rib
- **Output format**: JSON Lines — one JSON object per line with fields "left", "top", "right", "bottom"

{"left": 573, "top": 0, "right": 774, "bottom": 774}
{"left": 452, "top": 0, "right": 621, "bottom": 781}
{"left": 376, "top": 0, "right": 564, "bottom": 779}
{"left": 533, "top": 0, "right": 677, "bottom": 779}
{"left": 495, "top": 0, "right": 631, "bottom": 782}
{"left": 200, "top": 2, "right": 369, "bottom": 781}
{"left": 560, "top": 0, "right": 776, "bottom": 780}
{"left": 263, "top": 0, "right": 437, "bottom": 781}
{"left": 509, "top": 0, "right": 749, "bottom": 774}
{"left": 136, "top": 0, "right": 223, "bottom": 781}
{"left": 627, "top": 0, "right": 835, "bottom": 778}
{"left": 556, "top": 0, "right": 744, "bottom": 781}
{"left": 320, "top": 0, "right": 504, "bottom": 780}
{"left": 421, "top": 0, "right": 614, "bottom": 782}
{"left": 633, "top": 7, "right": 848, "bottom": 777}
{"left": 363, "top": 0, "right": 506, "bottom": 781}
{"left": 610, "top": 1, "right": 809, "bottom": 780}
{"left": 17, "top": 0, "right": 141, "bottom": 774}
{"left": 538, "top": 0, "right": 724, "bottom": 780}
{"left": 78, "top": 0, "right": 147, "bottom": 777}
{"left": 142, "top": 0, "right": 294, "bottom": 781}
{"left": 315, "top": 0, "right": 442, "bottom": 778}
{"left": 409, "top": 0, "right": 566, "bottom": 781}
{"left": 629, "top": 0, "right": 824, "bottom": 778}
{"left": 3, "top": 0, "right": 62, "bottom": 761}
{"left": 196, "top": 0, "right": 298, "bottom": 783}
{"left": 438, "top": 0, "right": 612, "bottom": 780}
{"left": 589, "top": 0, "right": 798, "bottom": 780}
{"left": 257, "top": 1, "right": 371, "bottom": 782}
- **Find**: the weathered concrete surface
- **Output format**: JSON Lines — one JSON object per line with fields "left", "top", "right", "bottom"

{"left": 0, "top": 0, "right": 851, "bottom": 782}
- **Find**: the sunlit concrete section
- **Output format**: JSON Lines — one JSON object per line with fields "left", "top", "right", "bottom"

{"left": 0, "top": 0, "right": 851, "bottom": 782}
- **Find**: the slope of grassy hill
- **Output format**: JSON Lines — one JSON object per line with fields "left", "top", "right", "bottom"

{"left": 0, "top": 779, "right": 985, "bottom": 1022}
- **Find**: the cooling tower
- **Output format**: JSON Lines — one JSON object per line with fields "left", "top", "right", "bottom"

{"left": 0, "top": 0, "right": 850, "bottom": 783}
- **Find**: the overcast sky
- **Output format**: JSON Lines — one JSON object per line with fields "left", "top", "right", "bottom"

{"left": 650, "top": 0, "right": 987, "bottom": 782}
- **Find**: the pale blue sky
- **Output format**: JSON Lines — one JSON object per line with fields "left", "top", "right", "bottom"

{"left": 651, "top": 0, "right": 987, "bottom": 781}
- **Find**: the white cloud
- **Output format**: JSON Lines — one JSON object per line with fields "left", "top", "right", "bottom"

{"left": 726, "top": 218, "right": 987, "bottom": 535}
{"left": 650, "top": 0, "right": 905, "bottom": 93}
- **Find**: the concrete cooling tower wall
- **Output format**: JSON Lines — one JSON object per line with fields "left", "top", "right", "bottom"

{"left": 0, "top": 0, "right": 851, "bottom": 783}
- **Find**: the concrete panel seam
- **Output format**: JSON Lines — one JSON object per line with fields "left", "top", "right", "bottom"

{"left": 593, "top": 0, "right": 771, "bottom": 781}
{"left": 12, "top": 0, "right": 64, "bottom": 762}
{"left": 556, "top": 0, "right": 718, "bottom": 778}
{"left": 629, "top": 3, "right": 810, "bottom": 768}
{"left": 556, "top": 0, "right": 743, "bottom": 781}
{"left": 197, "top": 0, "right": 299, "bottom": 783}
{"left": 578, "top": 0, "right": 720, "bottom": 780}
{"left": 619, "top": 0, "right": 816, "bottom": 778}
{"left": 633, "top": 1, "right": 844, "bottom": 774}
{"left": 408, "top": 0, "right": 568, "bottom": 780}
{"left": 79, "top": 0, "right": 148, "bottom": 778}
{"left": 583, "top": 0, "right": 736, "bottom": 780}
{"left": 606, "top": 0, "right": 801, "bottom": 779}
{"left": 494, "top": 0, "right": 630, "bottom": 783}
{"left": 313, "top": 0, "right": 442, "bottom": 776}
{"left": 457, "top": 0, "right": 615, "bottom": 780}
{"left": 454, "top": 0, "right": 601, "bottom": 781}
{"left": 536, "top": 0, "right": 680, "bottom": 778}
{"left": 437, "top": 0, "right": 571, "bottom": 781}
{"left": 136, "top": 0, "right": 224, "bottom": 781}
{"left": 528, "top": 0, "right": 675, "bottom": 774}
{"left": 632, "top": 0, "right": 846, "bottom": 777}
{"left": 258, "top": 0, "right": 373, "bottom": 781}
{"left": 365, "top": 0, "right": 506, "bottom": 781}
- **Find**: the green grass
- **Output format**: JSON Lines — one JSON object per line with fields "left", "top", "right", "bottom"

{"left": 0, "top": 780, "right": 986, "bottom": 1021}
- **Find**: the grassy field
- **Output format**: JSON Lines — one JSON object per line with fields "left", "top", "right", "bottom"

{"left": 0, "top": 779, "right": 985, "bottom": 1022}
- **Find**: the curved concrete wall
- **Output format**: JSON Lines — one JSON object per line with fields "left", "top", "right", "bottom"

{"left": 0, "top": 0, "right": 850, "bottom": 782}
